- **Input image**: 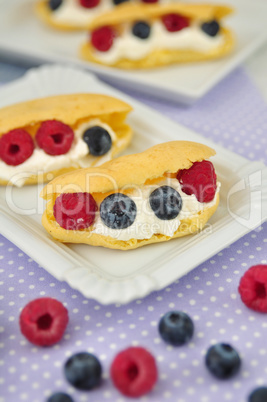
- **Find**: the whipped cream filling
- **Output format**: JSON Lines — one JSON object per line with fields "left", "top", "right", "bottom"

{"left": 91, "top": 178, "right": 220, "bottom": 241}
{"left": 0, "top": 119, "right": 117, "bottom": 187}
{"left": 93, "top": 21, "right": 224, "bottom": 64}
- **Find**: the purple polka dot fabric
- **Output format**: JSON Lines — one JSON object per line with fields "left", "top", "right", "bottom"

{"left": 0, "top": 67, "right": 267, "bottom": 402}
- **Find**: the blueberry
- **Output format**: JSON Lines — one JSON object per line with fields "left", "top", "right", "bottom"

{"left": 48, "top": 0, "right": 63, "bottom": 11}
{"left": 201, "top": 19, "right": 220, "bottom": 37}
{"left": 64, "top": 352, "right": 102, "bottom": 390}
{"left": 248, "top": 387, "right": 267, "bottom": 402}
{"left": 47, "top": 393, "right": 73, "bottom": 402}
{"left": 113, "top": 0, "right": 130, "bottom": 4}
{"left": 100, "top": 193, "right": 137, "bottom": 229}
{"left": 205, "top": 343, "right": 241, "bottom": 379}
{"left": 158, "top": 311, "right": 194, "bottom": 346}
{"left": 83, "top": 126, "right": 112, "bottom": 156}
{"left": 149, "top": 186, "right": 182, "bottom": 220}
{"left": 132, "top": 21, "right": 151, "bottom": 39}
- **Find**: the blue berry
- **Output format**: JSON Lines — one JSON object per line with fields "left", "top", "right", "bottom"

{"left": 149, "top": 186, "right": 182, "bottom": 220}
{"left": 83, "top": 126, "right": 112, "bottom": 156}
{"left": 47, "top": 393, "right": 73, "bottom": 402}
{"left": 100, "top": 193, "right": 137, "bottom": 229}
{"left": 205, "top": 343, "right": 241, "bottom": 379}
{"left": 48, "top": 0, "right": 63, "bottom": 11}
{"left": 201, "top": 19, "right": 220, "bottom": 37}
{"left": 248, "top": 387, "right": 267, "bottom": 402}
{"left": 64, "top": 352, "right": 102, "bottom": 390}
{"left": 158, "top": 311, "right": 194, "bottom": 346}
{"left": 132, "top": 21, "right": 151, "bottom": 39}
{"left": 113, "top": 0, "right": 130, "bottom": 4}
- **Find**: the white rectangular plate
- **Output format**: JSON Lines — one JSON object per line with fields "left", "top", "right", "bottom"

{"left": 0, "top": 64, "right": 266, "bottom": 304}
{"left": 0, "top": 0, "right": 267, "bottom": 104}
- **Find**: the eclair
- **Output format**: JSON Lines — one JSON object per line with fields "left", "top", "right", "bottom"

{"left": 36, "top": 0, "right": 112, "bottom": 31}
{"left": 41, "top": 141, "right": 220, "bottom": 250}
{"left": 0, "top": 93, "right": 132, "bottom": 187}
{"left": 36, "top": 0, "right": 181, "bottom": 31}
{"left": 80, "top": 2, "right": 234, "bottom": 69}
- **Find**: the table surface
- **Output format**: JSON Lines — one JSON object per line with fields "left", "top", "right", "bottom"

{"left": 0, "top": 41, "right": 267, "bottom": 402}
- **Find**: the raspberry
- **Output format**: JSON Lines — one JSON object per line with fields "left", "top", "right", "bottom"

{"left": 162, "top": 13, "right": 189, "bottom": 32}
{"left": 238, "top": 265, "right": 267, "bottom": 312}
{"left": 177, "top": 160, "right": 217, "bottom": 203}
{"left": 80, "top": 0, "right": 100, "bottom": 8}
{"left": 36, "top": 120, "right": 74, "bottom": 156}
{"left": 110, "top": 347, "right": 158, "bottom": 397}
{"left": 54, "top": 192, "right": 98, "bottom": 230}
{"left": 19, "top": 298, "right": 68, "bottom": 346}
{"left": 91, "top": 26, "right": 115, "bottom": 52}
{"left": 0, "top": 129, "right": 34, "bottom": 166}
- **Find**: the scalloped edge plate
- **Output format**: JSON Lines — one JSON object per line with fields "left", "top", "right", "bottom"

{"left": 0, "top": 64, "right": 266, "bottom": 304}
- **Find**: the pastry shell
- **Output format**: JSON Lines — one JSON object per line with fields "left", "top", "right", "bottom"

{"left": 41, "top": 141, "right": 220, "bottom": 250}
{"left": 0, "top": 93, "right": 132, "bottom": 186}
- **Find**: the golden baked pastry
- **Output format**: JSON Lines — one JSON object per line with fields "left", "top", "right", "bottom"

{"left": 0, "top": 93, "right": 132, "bottom": 186}
{"left": 81, "top": 2, "right": 234, "bottom": 69}
{"left": 41, "top": 141, "right": 220, "bottom": 250}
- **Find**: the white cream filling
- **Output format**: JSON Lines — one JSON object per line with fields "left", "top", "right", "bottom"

{"left": 51, "top": 0, "right": 174, "bottom": 26}
{"left": 0, "top": 119, "right": 117, "bottom": 187}
{"left": 93, "top": 21, "right": 224, "bottom": 64}
{"left": 51, "top": 0, "right": 112, "bottom": 25}
{"left": 91, "top": 178, "right": 220, "bottom": 241}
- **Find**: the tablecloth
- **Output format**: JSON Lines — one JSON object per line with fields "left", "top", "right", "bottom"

{"left": 0, "top": 63, "right": 267, "bottom": 402}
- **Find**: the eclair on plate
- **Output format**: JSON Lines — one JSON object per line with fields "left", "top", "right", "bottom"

{"left": 36, "top": 0, "right": 180, "bottom": 31}
{"left": 0, "top": 94, "right": 132, "bottom": 187}
{"left": 41, "top": 141, "right": 220, "bottom": 250}
{"left": 80, "top": 2, "right": 234, "bottom": 69}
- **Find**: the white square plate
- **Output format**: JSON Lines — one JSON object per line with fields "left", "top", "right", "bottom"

{"left": 0, "top": 64, "right": 266, "bottom": 304}
{"left": 0, "top": 0, "right": 267, "bottom": 104}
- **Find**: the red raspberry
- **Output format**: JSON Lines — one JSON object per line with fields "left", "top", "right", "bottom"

{"left": 19, "top": 297, "right": 69, "bottom": 346}
{"left": 36, "top": 120, "right": 74, "bottom": 156}
{"left": 110, "top": 347, "right": 158, "bottom": 397}
{"left": 177, "top": 160, "right": 217, "bottom": 203}
{"left": 54, "top": 192, "right": 98, "bottom": 230}
{"left": 238, "top": 265, "right": 267, "bottom": 312}
{"left": 162, "top": 13, "right": 189, "bottom": 32}
{"left": 0, "top": 129, "right": 34, "bottom": 166}
{"left": 91, "top": 26, "right": 115, "bottom": 52}
{"left": 80, "top": 0, "right": 100, "bottom": 8}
